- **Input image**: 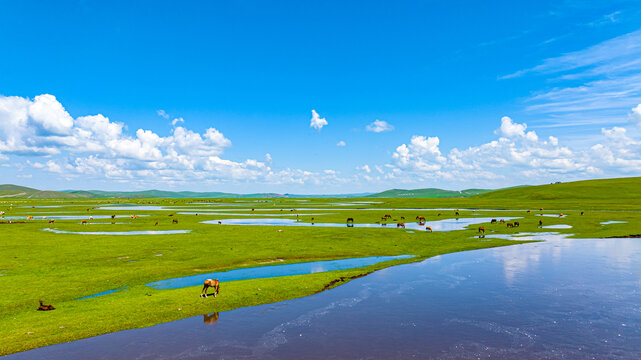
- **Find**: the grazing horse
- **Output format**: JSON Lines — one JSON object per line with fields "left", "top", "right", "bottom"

{"left": 425, "top": 226, "right": 432, "bottom": 232}
{"left": 416, "top": 215, "right": 426, "bottom": 222}
{"left": 514, "top": 221, "right": 520, "bottom": 227}
{"left": 581, "top": 211, "right": 584, "bottom": 216}
{"left": 27, "top": 216, "right": 33, "bottom": 220}
{"left": 478, "top": 226, "right": 485, "bottom": 233}
{"left": 455, "top": 211, "right": 460, "bottom": 216}
{"left": 491, "top": 219, "right": 497, "bottom": 224}
{"left": 154, "top": 221, "right": 159, "bottom": 226}
{"left": 397, "top": 223, "right": 405, "bottom": 229}
{"left": 37, "top": 300, "right": 55, "bottom": 311}
{"left": 172, "top": 219, "right": 178, "bottom": 224}
{"left": 381, "top": 216, "right": 387, "bottom": 222}
{"left": 507, "top": 223, "right": 514, "bottom": 228}
{"left": 500, "top": 219, "right": 505, "bottom": 223}
{"left": 559, "top": 213, "right": 564, "bottom": 217}
{"left": 81, "top": 220, "right": 87, "bottom": 225}
{"left": 48, "top": 219, "right": 55, "bottom": 224}
{"left": 527, "top": 210, "right": 531, "bottom": 213}
{"left": 437, "top": 213, "right": 442, "bottom": 217}
{"left": 346, "top": 218, "right": 354, "bottom": 223}
{"left": 168, "top": 214, "right": 174, "bottom": 217}
{"left": 538, "top": 220, "right": 543, "bottom": 227}
{"left": 200, "top": 279, "right": 220, "bottom": 298}
{"left": 111, "top": 215, "right": 116, "bottom": 219}
{"left": 384, "top": 214, "right": 392, "bottom": 219}
{"left": 218, "top": 220, "right": 222, "bottom": 225}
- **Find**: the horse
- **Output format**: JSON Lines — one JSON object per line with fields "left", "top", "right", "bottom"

{"left": 397, "top": 223, "right": 405, "bottom": 229}
{"left": 490, "top": 219, "right": 497, "bottom": 224}
{"left": 526, "top": 210, "right": 531, "bottom": 213}
{"left": 507, "top": 223, "right": 514, "bottom": 228}
{"left": 514, "top": 221, "right": 520, "bottom": 227}
{"left": 81, "top": 220, "right": 87, "bottom": 225}
{"left": 581, "top": 211, "right": 584, "bottom": 216}
{"left": 200, "top": 279, "right": 220, "bottom": 298}
{"left": 154, "top": 221, "right": 159, "bottom": 226}
{"left": 500, "top": 219, "right": 505, "bottom": 223}
{"left": 384, "top": 214, "right": 392, "bottom": 219}
{"left": 425, "top": 226, "right": 432, "bottom": 232}
{"left": 48, "top": 219, "right": 55, "bottom": 224}
{"left": 478, "top": 226, "right": 485, "bottom": 233}
{"left": 218, "top": 220, "right": 222, "bottom": 225}
{"left": 559, "top": 213, "right": 564, "bottom": 217}
{"left": 37, "top": 300, "right": 55, "bottom": 311}
{"left": 172, "top": 219, "right": 178, "bottom": 224}
{"left": 346, "top": 218, "right": 354, "bottom": 223}
{"left": 538, "top": 220, "right": 543, "bottom": 227}
{"left": 111, "top": 215, "right": 116, "bottom": 219}
{"left": 400, "top": 216, "right": 405, "bottom": 220}
{"left": 455, "top": 211, "right": 460, "bottom": 216}
{"left": 381, "top": 216, "right": 387, "bottom": 221}
{"left": 437, "top": 213, "right": 442, "bottom": 216}
{"left": 416, "top": 216, "right": 426, "bottom": 222}
{"left": 168, "top": 214, "right": 174, "bottom": 217}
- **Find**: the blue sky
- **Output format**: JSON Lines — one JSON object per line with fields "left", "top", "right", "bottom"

{"left": 1, "top": 0, "right": 641, "bottom": 193}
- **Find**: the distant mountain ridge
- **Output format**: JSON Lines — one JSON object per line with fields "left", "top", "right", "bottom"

{"left": 366, "top": 188, "right": 494, "bottom": 198}
{"left": 1, "top": 184, "right": 494, "bottom": 199}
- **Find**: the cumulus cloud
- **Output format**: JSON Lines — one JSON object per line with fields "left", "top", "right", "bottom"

{"left": 336, "top": 140, "right": 346, "bottom": 147}
{"left": 171, "top": 117, "right": 184, "bottom": 126}
{"left": 366, "top": 120, "right": 394, "bottom": 133}
{"left": 631, "top": 104, "right": 641, "bottom": 125}
{"left": 496, "top": 116, "right": 526, "bottom": 137}
{"left": 310, "top": 110, "right": 327, "bottom": 131}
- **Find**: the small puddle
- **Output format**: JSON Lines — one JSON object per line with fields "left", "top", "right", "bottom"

{"left": 147, "top": 255, "right": 415, "bottom": 290}
{"left": 601, "top": 221, "right": 627, "bottom": 225}
{"left": 43, "top": 229, "right": 191, "bottom": 235}
{"left": 201, "top": 217, "right": 519, "bottom": 232}
{"left": 541, "top": 224, "right": 573, "bottom": 229}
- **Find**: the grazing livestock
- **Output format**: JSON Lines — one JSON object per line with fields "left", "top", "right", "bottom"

{"left": 514, "top": 221, "right": 520, "bottom": 227}
{"left": 346, "top": 218, "right": 354, "bottom": 223}
{"left": 218, "top": 221, "right": 222, "bottom": 225}
{"left": 527, "top": 210, "right": 531, "bottom": 213}
{"left": 437, "top": 213, "right": 442, "bottom": 216}
{"left": 200, "top": 279, "right": 220, "bottom": 298}
{"left": 48, "top": 219, "right": 55, "bottom": 224}
{"left": 37, "top": 300, "right": 55, "bottom": 311}
{"left": 425, "top": 226, "right": 432, "bottom": 232}
{"left": 416, "top": 215, "right": 426, "bottom": 221}
{"left": 559, "top": 213, "right": 564, "bottom": 217}
{"left": 81, "top": 220, "right": 87, "bottom": 225}
{"left": 500, "top": 219, "right": 505, "bottom": 223}
{"left": 538, "top": 220, "right": 543, "bottom": 227}
{"left": 491, "top": 219, "right": 497, "bottom": 224}
{"left": 581, "top": 211, "right": 584, "bottom": 216}
{"left": 381, "top": 216, "right": 387, "bottom": 221}
{"left": 168, "top": 214, "right": 174, "bottom": 217}
{"left": 507, "top": 223, "right": 514, "bottom": 228}
{"left": 478, "top": 227, "right": 485, "bottom": 233}
{"left": 154, "top": 221, "right": 159, "bottom": 226}
{"left": 172, "top": 219, "right": 178, "bottom": 224}
{"left": 397, "top": 223, "right": 405, "bottom": 229}
{"left": 27, "top": 216, "right": 33, "bottom": 220}
{"left": 400, "top": 216, "right": 405, "bottom": 220}
{"left": 111, "top": 215, "right": 116, "bottom": 219}
{"left": 455, "top": 211, "right": 460, "bottom": 216}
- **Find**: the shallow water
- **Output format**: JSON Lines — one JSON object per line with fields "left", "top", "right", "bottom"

{"left": 42, "top": 229, "right": 191, "bottom": 236}
{"left": 601, "top": 221, "right": 627, "bottom": 225}
{"left": 147, "top": 255, "right": 414, "bottom": 290}
{"left": 12, "top": 234, "right": 641, "bottom": 359}
{"left": 201, "top": 217, "right": 519, "bottom": 232}
{"left": 541, "top": 224, "right": 572, "bottom": 229}
{"left": 3, "top": 215, "right": 148, "bottom": 220}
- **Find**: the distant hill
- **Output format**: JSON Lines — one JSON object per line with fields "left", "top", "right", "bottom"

{"left": 61, "top": 190, "right": 284, "bottom": 199}
{"left": 0, "top": 185, "right": 81, "bottom": 199}
{"left": 367, "top": 188, "right": 494, "bottom": 198}
{"left": 475, "top": 177, "right": 641, "bottom": 202}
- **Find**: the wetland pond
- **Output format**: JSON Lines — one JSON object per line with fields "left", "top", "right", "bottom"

{"left": 11, "top": 233, "right": 641, "bottom": 359}
{"left": 201, "top": 217, "right": 518, "bottom": 231}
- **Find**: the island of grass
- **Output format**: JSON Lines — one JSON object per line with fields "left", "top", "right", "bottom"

{"left": 1, "top": 176, "right": 641, "bottom": 356}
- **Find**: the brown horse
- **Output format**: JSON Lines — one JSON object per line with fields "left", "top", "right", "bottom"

{"left": 200, "top": 279, "right": 220, "bottom": 298}
{"left": 154, "top": 221, "right": 159, "bottom": 226}
{"left": 416, "top": 215, "right": 426, "bottom": 222}
{"left": 81, "top": 220, "right": 87, "bottom": 225}
{"left": 37, "top": 300, "right": 55, "bottom": 311}
{"left": 538, "top": 220, "right": 543, "bottom": 227}
{"left": 172, "top": 219, "right": 178, "bottom": 224}
{"left": 478, "top": 226, "right": 485, "bottom": 233}
{"left": 507, "top": 223, "right": 514, "bottom": 228}
{"left": 491, "top": 219, "right": 497, "bottom": 223}
{"left": 425, "top": 226, "right": 432, "bottom": 232}
{"left": 48, "top": 219, "right": 55, "bottom": 224}
{"left": 397, "top": 223, "right": 405, "bottom": 229}
{"left": 514, "top": 221, "right": 520, "bottom": 227}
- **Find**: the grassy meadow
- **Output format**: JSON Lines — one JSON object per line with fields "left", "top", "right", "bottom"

{"left": 1, "top": 177, "right": 641, "bottom": 355}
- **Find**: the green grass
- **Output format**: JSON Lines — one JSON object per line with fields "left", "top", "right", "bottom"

{"left": 366, "top": 187, "right": 494, "bottom": 198}
{"left": 2, "top": 177, "right": 641, "bottom": 355}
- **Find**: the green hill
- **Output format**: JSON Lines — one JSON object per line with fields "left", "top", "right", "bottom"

{"left": 476, "top": 177, "right": 641, "bottom": 202}
{"left": 367, "top": 188, "right": 494, "bottom": 198}
{"left": 0, "top": 185, "right": 80, "bottom": 199}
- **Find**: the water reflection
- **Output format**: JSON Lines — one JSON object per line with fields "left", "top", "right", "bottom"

{"left": 203, "top": 313, "right": 220, "bottom": 326}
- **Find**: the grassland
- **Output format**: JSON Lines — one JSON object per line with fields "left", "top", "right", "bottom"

{"left": 1, "top": 177, "right": 641, "bottom": 356}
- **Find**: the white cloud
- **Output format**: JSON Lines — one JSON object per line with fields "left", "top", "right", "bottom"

{"left": 496, "top": 116, "right": 526, "bottom": 137}
{"left": 265, "top": 153, "right": 272, "bottom": 164}
{"left": 336, "top": 140, "right": 346, "bottom": 147}
{"left": 365, "top": 120, "right": 394, "bottom": 133}
{"left": 171, "top": 117, "right": 184, "bottom": 126}
{"left": 157, "top": 109, "right": 170, "bottom": 119}
{"left": 310, "top": 110, "right": 327, "bottom": 131}
{"left": 631, "top": 104, "right": 641, "bottom": 125}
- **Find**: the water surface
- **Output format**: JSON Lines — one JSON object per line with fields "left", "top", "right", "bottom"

{"left": 42, "top": 229, "right": 191, "bottom": 236}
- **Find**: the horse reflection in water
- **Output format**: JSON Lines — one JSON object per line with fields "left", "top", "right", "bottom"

{"left": 203, "top": 312, "right": 220, "bottom": 326}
